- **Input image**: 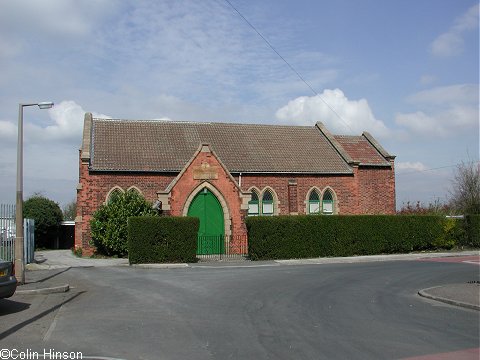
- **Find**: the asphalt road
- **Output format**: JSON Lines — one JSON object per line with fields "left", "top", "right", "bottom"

{"left": 1, "top": 260, "right": 479, "bottom": 360}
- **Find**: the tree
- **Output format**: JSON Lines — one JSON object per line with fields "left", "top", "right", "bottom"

{"left": 449, "top": 161, "right": 480, "bottom": 214}
{"left": 62, "top": 200, "right": 77, "bottom": 221}
{"left": 90, "top": 190, "right": 157, "bottom": 257}
{"left": 397, "top": 199, "right": 451, "bottom": 215}
{"left": 23, "top": 195, "right": 63, "bottom": 249}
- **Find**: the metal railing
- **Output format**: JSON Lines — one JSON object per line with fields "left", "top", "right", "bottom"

{"left": 0, "top": 204, "right": 35, "bottom": 263}
{"left": 0, "top": 204, "right": 15, "bottom": 262}
{"left": 197, "top": 234, "right": 248, "bottom": 261}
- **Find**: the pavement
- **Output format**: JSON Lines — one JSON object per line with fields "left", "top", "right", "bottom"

{"left": 26, "top": 249, "right": 129, "bottom": 270}
{"left": 17, "top": 250, "right": 128, "bottom": 295}
{"left": 418, "top": 283, "right": 479, "bottom": 311}
{"left": 16, "top": 249, "right": 480, "bottom": 310}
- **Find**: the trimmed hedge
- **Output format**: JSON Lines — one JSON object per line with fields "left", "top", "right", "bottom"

{"left": 246, "top": 215, "right": 448, "bottom": 260}
{"left": 128, "top": 217, "right": 199, "bottom": 264}
{"left": 463, "top": 214, "right": 480, "bottom": 248}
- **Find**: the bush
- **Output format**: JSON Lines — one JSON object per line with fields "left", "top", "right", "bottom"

{"left": 72, "top": 247, "right": 83, "bottom": 258}
{"left": 246, "top": 215, "right": 448, "bottom": 260}
{"left": 23, "top": 195, "right": 63, "bottom": 249}
{"left": 90, "top": 190, "right": 157, "bottom": 257}
{"left": 463, "top": 214, "right": 480, "bottom": 247}
{"left": 432, "top": 218, "right": 464, "bottom": 249}
{"left": 128, "top": 217, "right": 199, "bottom": 264}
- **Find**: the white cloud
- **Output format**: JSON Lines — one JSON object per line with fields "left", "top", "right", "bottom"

{"left": 396, "top": 108, "right": 478, "bottom": 137}
{"left": 0, "top": 36, "right": 22, "bottom": 59}
{"left": 395, "top": 112, "right": 439, "bottom": 136}
{"left": 407, "top": 84, "right": 478, "bottom": 106}
{"left": 419, "top": 75, "right": 437, "bottom": 86}
{"left": 0, "top": 121, "right": 17, "bottom": 140}
{"left": 0, "top": 0, "right": 116, "bottom": 37}
{"left": 396, "top": 84, "right": 479, "bottom": 137}
{"left": 0, "top": 0, "right": 335, "bottom": 118}
{"left": 25, "top": 100, "right": 109, "bottom": 142}
{"left": 0, "top": 100, "right": 100, "bottom": 206}
{"left": 430, "top": 4, "right": 479, "bottom": 57}
{"left": 275, "top": 89, "right": 390, "bottom": 137}
{"left": 453, "top": 3, "right": 480, "bottom": 31}
{"left": 396, "top": 162, "right": 428, "bottom": 172}
{"left": 431, "top": 32, "right": 464, "bottom": 57}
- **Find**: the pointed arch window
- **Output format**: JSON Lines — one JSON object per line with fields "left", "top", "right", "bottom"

{"left": 322, "top": 190, "right": 334, "bottom": 214}
{"left": 248, "top": 190, "right": 259, "bottom": 216}
{"left": 262, "top": 190, "right": 274, "bottom": 216}
{"left": 127, "top": 186, "right": 142, "bottom": 195}
{"left": 308, "top": 190, "right": 321, "bottom": 214}
{"left": 107, "top": 187, "right": 124, "bottom": 204}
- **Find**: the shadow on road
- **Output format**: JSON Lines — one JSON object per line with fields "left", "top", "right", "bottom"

{"left": 0, "top": 291, "right": 85, "bottom": 341}
{"left": 0, "top": 298, "right": 30, "bottom": 316}
{"left": 26, "top": 267, "right": 73, "bottom": 284}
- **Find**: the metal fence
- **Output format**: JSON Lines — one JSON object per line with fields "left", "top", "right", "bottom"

{"left": 0, "top": 204, "right": 35, "bottom": 263}
{"left": 0, "top": 204, "right": 15, "bottom": 262}
{"left": 197, "top": 234, "right": 248, "bottom": 261}
{"left": 24, "top": 218, "right": 35, "bottom": 263}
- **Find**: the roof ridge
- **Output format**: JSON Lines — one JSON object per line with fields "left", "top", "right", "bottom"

{"left": 92, "top": 117, "right": 200, "bottom": 124}
{"left": 315, "top": 122, "right": 356, "bottom": 165}
{"left": 91, "top": 117, "right": 317, "bottom": 129}
{"left": 334, "top": 134, "right": 362, "bottom": 138}
{"left": 362, "top": 132, "right": 395, "bottom": 160}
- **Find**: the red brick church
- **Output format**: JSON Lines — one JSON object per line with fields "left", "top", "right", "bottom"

{"left": 75, "top": 113, "right": 396, "bottom": 254}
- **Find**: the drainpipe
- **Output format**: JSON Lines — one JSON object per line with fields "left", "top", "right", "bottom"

{"left": 239, "top": 173, "right": 242, "bottom": 188}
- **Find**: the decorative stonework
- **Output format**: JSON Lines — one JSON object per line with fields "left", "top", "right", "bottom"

{"left": 193, "top": 161, "right": 218, "bottom": 180}
{"left": 157, "top": 192, "right": 171, "bottom": 211}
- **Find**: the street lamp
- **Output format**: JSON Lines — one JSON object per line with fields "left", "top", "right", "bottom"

{"left": 15, "top": 101, "right": 54, "bottom": 284}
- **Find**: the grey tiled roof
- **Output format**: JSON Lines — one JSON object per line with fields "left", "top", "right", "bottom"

{"left": 89, "top": 119, "right": 359, "bottom": 173}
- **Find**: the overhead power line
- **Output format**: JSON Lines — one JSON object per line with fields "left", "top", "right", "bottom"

{"left": 223, "top": 0, "right": 354, "bottom": 133}
{"left": 396, "top": 161, "right": 480, "bottom": 176}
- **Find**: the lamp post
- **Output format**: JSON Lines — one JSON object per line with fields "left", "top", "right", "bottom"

{"left": 15, "top": 102, "right": 54, "bottom": 284}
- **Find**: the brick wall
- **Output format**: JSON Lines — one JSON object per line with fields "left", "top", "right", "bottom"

{"left": 238, "top": 166, "right": 395, "bottom": 215}
{"left": 76, "top": 154, "right": 395, "bottom": 253}
{"left": 357, "top": 164, "right": 396, "bottom": 214}
{"left": 167, "top": 147, "right": 248, "bottom": 239}
{"left": 75, "top": 156, "right": 176, "bottom": 254}
{"left": 75, "top": 146, "right": 250, "bottom": 253}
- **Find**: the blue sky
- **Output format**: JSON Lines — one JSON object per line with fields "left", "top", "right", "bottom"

{"left": 0, "top": 0, "right": 478, "bottom": 209}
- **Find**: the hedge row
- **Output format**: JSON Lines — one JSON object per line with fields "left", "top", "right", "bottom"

{"left": 128, "top": 216, "right": 199, "bottom": 264}
{"left": 246, "top": 215, "right": 451, "bottom": 261}
{"left": 462, "top": 214, "right": 480, "bottom": 247}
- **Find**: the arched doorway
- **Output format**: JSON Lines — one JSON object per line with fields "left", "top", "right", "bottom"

{"left": 187, "top": 188, "right": 225, "bottom": 254}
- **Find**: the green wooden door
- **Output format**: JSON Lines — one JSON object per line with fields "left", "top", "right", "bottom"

{"left": 187, "top": 189, "right": 224, "bottom": 254}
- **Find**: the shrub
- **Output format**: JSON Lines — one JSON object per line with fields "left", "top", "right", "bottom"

{"left": 128, "top": 217, "right": 199, "bottom": 264}
{"left": 23, "top": 195, "right": 63, "bottom": 249}
{"left": 90, "top": 190, "right": 157, "bottom": 257}
{"left": 246, "top": 215, "right": 447, "bottom": 260}
{"left": 433, "top": 218, "right": 464, "bottom": 249}
{"left": 463, "top": 214, "right": 480, "bottom": 247}
{"left": 72, "top": 247, "right": 83, "bottom": 258}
